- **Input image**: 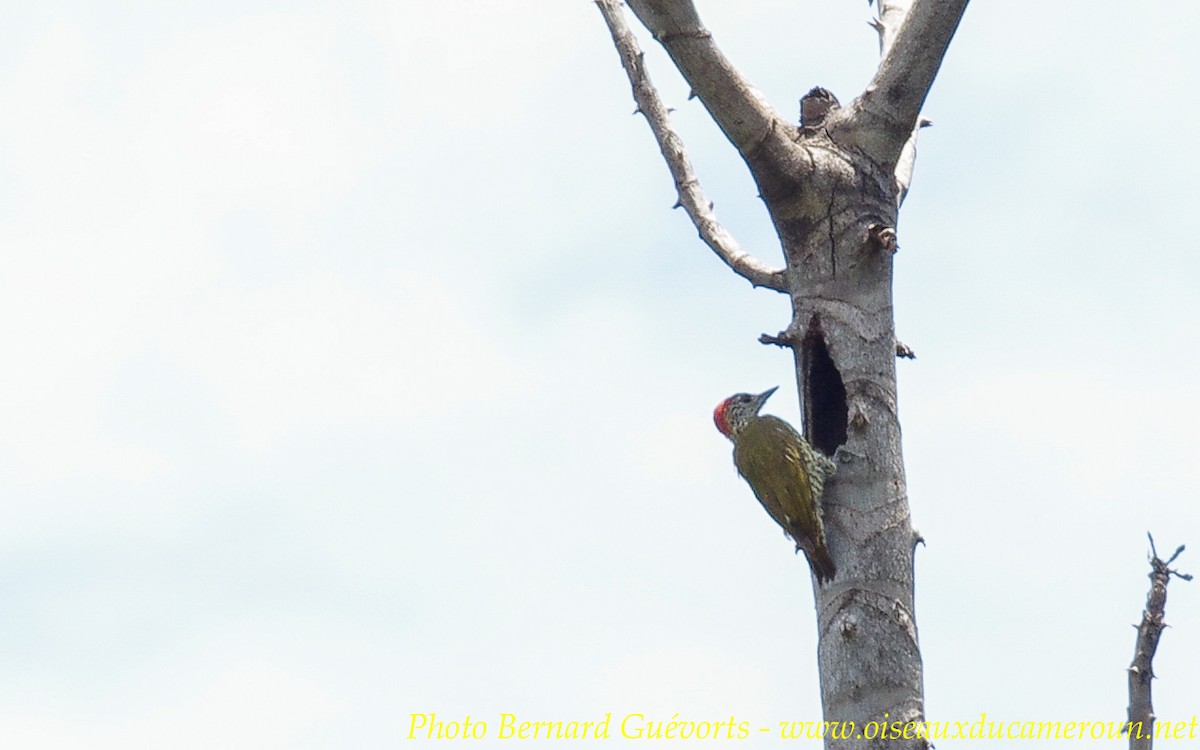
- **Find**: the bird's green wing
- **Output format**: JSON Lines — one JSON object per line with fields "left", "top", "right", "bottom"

{"left": 732, "top": 416, "right": 823, "bottom": 542}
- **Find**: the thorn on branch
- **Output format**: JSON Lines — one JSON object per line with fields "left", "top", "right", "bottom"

{"left": 896, "top": 340, "right": 916, "bottom": 359}
{"left": 688, "top": 89, "right": 697, "bottom": 100}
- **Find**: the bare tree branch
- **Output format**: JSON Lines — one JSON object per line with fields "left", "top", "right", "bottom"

{"left": 894, "top": 117, "right": 931, "bottom": 208}
{"left": 624, "top": 0, "right": 792, "bottom": 162}
{"left": 835, "top": 0, "right": 970, "bottom": 167}
{"left": 596, "top": 0, "right": 787, "bottom": 292}
{"left": 872, "top": 0, "right": 913, "bottom": 57}
{"left": 1126, "top": 533, "right": 1191, "bottom": 750}
{"left": 870, "top": 2, "right": 934, "bottom": 208}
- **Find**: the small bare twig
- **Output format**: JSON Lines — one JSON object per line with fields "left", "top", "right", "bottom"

{"left": 871, "top": 3, "right": 934, "bottom": 209}
{"left": 834, "top": 0, "right": 969, "bottom": 168}
{"left": 1125, "top": 533, "right": 1191, "bottom": 750}
{"left": 871, "top": 0, "right": 915, "bottom": 58}
{"left": 595, "top": 0, "right": 787, "bottom": 292}
{"left": 759, "top": 331, "right": 795, "bottom": 348}
{"left": 894, "top": 118, "right": 932, "bottom": 208}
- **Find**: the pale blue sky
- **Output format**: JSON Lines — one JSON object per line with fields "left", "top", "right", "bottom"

{"left": 1, "top": 1, "right": 1197, "bottom": 747}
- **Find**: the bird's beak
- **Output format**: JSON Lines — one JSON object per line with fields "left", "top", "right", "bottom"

{"left": 755, "top": 386, "right": 778, "bottom": 412}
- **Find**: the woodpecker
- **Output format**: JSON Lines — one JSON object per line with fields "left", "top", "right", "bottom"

{"left": 713, "top": 387, "right": 838, "bottom": 583}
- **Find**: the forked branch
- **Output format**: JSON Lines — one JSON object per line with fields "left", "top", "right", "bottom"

{"left": 837, "top": 0, "right": 970, "bottom": 167}
{"left": 596, "top": 0, "right": 786, "bottom": 292}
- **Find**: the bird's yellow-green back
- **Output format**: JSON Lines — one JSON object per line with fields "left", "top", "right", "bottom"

{"left": 731, "top": 414, "right": 836, "bottom": 582}
{"left": 732, "top": 415, "right": 820, "bottom": 536}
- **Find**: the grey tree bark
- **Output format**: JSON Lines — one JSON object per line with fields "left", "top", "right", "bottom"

{"left": 596, "top": 1, "right": 969, "bottom": 747}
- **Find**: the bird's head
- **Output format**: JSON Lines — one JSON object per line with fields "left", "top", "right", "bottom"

{"left": 713, "top": 386, "right": 777, "bottom": 440}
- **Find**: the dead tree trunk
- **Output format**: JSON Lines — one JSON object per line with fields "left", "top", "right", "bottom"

{"left": 1126, "top": 536, "right": 1191, "bottom": 750}
{"left": 597, "top": 1, "right": 969, "bottom": 747}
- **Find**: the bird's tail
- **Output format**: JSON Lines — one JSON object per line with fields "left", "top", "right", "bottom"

{"left": 800, "top": 542, "right": 837, "bottom": 584}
